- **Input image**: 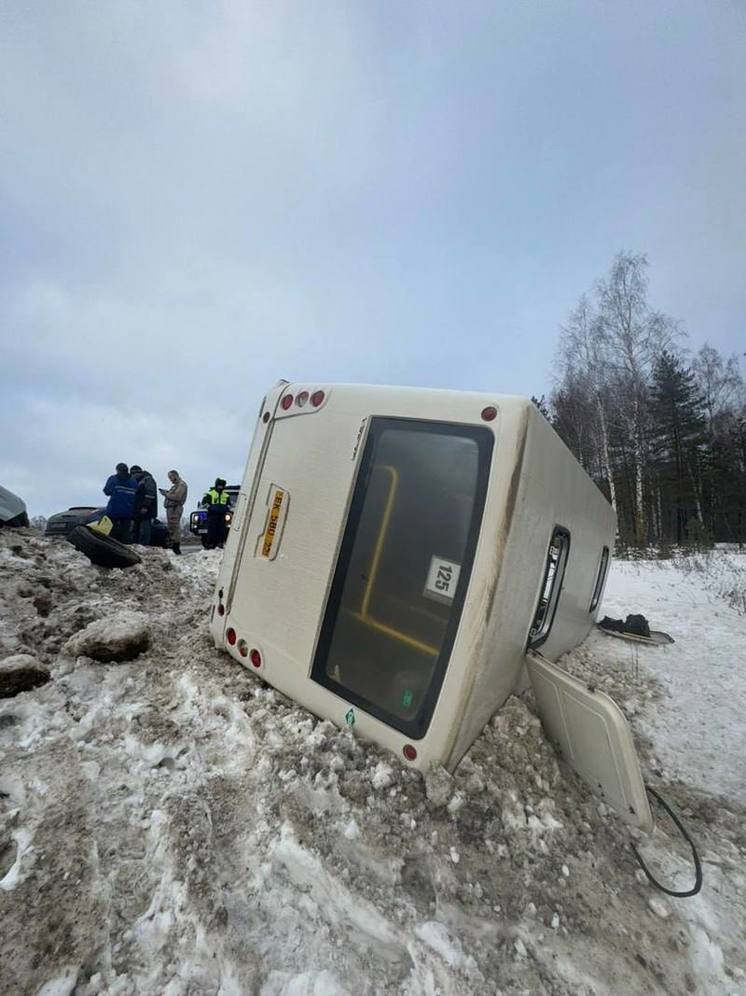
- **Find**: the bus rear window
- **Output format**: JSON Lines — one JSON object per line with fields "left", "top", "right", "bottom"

{"left": 311, "top": 418, "right": 493, "bottom": 738}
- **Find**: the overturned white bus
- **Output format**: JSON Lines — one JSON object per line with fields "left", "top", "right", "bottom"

{"left": 209, "top": 382, "right": 623, "bottom": 777}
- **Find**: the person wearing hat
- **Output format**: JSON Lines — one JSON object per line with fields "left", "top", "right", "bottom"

{"left": 102, "top": 462, "right": 138, "bottom": 543}
{"left": 201, "top": 477, "right": 230, "bottom": 549}
{"left": 159, "top": 470, "right": 188, "bottom": 554}
{"left": 130, "top": 465, "right": 158, "bottom": 546}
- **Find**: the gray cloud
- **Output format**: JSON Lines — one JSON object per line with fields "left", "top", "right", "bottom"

{"left": 1, "top": 1, "right": 744, "bottom": 516}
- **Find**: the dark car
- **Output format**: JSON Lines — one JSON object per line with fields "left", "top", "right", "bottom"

{"left": 0, "top": 486, "right": 29, "bottom": 528}
{"left": 45, "top": 506, "right": 99, "bottom": 538}
{"left": 45, "top": 507, "right": 170, "bottom": 547}
{"left": 189, "top": 485, "right": 240, "bottom": 547}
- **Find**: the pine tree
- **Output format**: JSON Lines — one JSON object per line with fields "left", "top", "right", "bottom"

{"left": 703, "top": 406, "right": 746, "bottom": 545}
{"left": 648, "top": 351, "right": 706, "bottom": 544}
{"left": 531, "top": 395, "right": 551, "bottom": 420}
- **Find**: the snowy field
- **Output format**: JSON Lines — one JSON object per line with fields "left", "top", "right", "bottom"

{"left": 1, "top": 530, "right": 744, "bottom": 995}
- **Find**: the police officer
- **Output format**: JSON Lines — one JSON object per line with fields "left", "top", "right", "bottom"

{"left": 201, "top": 478, "right": 230, "bottom": 549}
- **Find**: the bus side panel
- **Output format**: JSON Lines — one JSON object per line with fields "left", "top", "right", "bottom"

{"left": 524, "top": 407, "right": 616, "bottom": 663}
{"left": 210, "top": 383, "right": 285, "bottom": 648}
{"left": 447, "top": 405, "right": 616, "bottom": 768}
{"left": 443, "top": 403, "right": 535, "bottom": 767}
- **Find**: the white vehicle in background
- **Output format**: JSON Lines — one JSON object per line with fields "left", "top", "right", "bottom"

{"left": 0, "top": 485, "right": 29, "bottom": 528}
{"left": 210, "top": 382, "right": 652, "bottom": 830}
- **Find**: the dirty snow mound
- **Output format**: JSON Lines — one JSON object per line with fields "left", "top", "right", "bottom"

{"left": 1, "top": 530, "right": 745, "bottom": 995}
{"left": 64, "top": 611, "right": 150, "bottom": 662}
{"left": 0, "top": 653, "right": 51, "bottom": 698}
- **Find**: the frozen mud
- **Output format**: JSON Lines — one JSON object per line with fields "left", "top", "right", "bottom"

{"left": 1, "top": 530, "right": 744, "bottom": 994}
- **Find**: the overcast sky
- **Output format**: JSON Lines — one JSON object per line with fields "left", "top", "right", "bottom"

{"left": 1, "top": 1, "right": 744, "bottom": 517}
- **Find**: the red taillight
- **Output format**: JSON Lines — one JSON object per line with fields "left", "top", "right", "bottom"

{"left": 217, "top": 603, "right": 225, "bottom": 616}
{"left": 481, "top": 406, "right": 497, "bottom": 422}
{"left": 403, "top": 744, "right": 417, "bottom": 761}
{"left": 281, "top": 394, "right": 293, "bottom": 411}
{"left": 249, "top": 649, "right": 262, "bottom": 669}
{"left": 226, "top": 627, "right": 237, "bottom": 646}
{"left": 238, "top": 640, "right": 248, "bottom": 658}
{"left": 311, "top": 390, "right": 325, "bottom": 407}
{"left": 296, "top": 390, "right": 309, "bottom": 408}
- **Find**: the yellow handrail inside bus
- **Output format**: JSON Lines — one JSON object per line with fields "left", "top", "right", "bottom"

{"left": 360, "top": 465, "right": 398, "bottom": 618}
{"left": 347, "top": 611, "right": 439, "bottom": 657}
{"left": 357, "top": 464, "right": 438, "bottom": 658}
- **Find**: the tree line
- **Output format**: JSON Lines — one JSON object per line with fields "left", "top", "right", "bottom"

{"left": 536, "top": 252, "right": 745, "bottom": 549}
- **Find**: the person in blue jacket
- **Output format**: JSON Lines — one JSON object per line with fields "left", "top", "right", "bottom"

{"left": 103, "top": 463, "right": 138, "bottom": 543}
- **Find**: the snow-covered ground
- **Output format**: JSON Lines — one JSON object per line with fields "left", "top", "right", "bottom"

{"left": 1, "top": 530, "right": 744, "bottom": 995}
{"left": 597, "top": 553, "right": 746, "bottom": 806}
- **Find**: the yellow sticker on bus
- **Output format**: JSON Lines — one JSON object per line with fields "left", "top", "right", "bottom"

{"left": 260, "top": 487, "right": 287, "bottom": 559}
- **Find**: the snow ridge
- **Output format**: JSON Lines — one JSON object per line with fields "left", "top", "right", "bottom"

{"left": 1, "top": 531, "right": 744, "bottom": 994}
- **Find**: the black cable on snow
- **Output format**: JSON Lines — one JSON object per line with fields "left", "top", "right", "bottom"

{"left": 631, "top": 786, "right": 703, "bottom": 898}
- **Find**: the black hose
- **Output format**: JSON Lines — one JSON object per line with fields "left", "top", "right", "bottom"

{"left": 631, "top": 786, "right": 703, "bottom": 898}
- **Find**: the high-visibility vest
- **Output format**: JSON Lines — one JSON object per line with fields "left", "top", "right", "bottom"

{"left": 205, "top": 488, "right": 230, "bottom": 506}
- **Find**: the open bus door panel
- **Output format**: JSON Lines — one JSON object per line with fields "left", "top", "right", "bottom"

{"left": 525, "top": 651, "right": 653, "bottom": 832}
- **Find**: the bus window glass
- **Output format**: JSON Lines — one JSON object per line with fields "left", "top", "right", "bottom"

{"left": 528, "top": 527, "right": 571, "bottom": 648}
{"left": 311, "top": 418, "right": 493, "bottom": 738}
{"left": 589, "top": 546, "right": 610, "bottom": 612}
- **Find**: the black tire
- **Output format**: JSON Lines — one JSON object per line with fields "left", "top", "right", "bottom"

{"left": 68, "top": 525, "right": 142, "bottom": 569}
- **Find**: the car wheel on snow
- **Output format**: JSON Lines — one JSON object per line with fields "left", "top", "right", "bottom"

{"left": 67, "top": 525, "right": 142, "bottom": 569}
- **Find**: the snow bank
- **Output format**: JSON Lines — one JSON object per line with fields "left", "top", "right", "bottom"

{"left": 0, "top": 653, "right": 50, "bottom": 698}
{"left": 1, "top": 529, "right": 744, "bottom": 995}
{"left": 64, "top": 611, "right": 150, "bottom": 662}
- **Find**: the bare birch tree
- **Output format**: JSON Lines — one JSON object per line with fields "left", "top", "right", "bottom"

{"left": 551, "top": 261, "right": 745, "bottom": 547}
{"left": 692, "top": 344, "right": 744, "bottom": 429}
{"left": 557, "top": 294, "right": 617, "bottom": 514}
{"left": 594, "top": 252, "right": 679, "bottom": 543}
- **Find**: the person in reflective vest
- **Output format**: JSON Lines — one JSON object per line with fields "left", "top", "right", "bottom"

{"left": 201, "top": 478, "right": 230, "bottom": 549}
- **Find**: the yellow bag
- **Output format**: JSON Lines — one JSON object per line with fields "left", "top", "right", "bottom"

{"left": 88, "top": 515, "right": 113, "bottom": 536}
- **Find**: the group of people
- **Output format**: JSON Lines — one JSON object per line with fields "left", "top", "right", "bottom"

{"left": 103, "top": 464, "right": 188, "bottom": 554}
{"left": 102, "top": 465, "right": 235, "bottom": 554}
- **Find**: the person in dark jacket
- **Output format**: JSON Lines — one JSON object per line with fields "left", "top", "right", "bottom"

{"left": 201, "top": 477, "right": 230, "bottom": 549}
{"left": 130, "top": 465, "right": 158, "bottom": 546}
{"left": 103, "top": 463, "right": 138, "bottom": 543}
